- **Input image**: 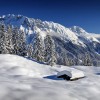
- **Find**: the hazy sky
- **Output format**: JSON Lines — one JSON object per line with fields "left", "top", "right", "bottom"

{"left": 0, "top": 0, "right": 100, "bottom": 33}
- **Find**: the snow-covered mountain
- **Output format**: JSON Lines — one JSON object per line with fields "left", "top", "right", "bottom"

{"left": 0, "top": 14, "right": 100, "bottom": 66}
{"left": 70, "top": 26, "right": 100, "bottom": 43}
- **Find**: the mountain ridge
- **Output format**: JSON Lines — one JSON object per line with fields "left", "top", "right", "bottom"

{"left": 0, "top": 14, "right": 99, "bottom": 42}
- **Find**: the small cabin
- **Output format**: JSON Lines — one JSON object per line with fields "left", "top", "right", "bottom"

{"left": 57, "top": 69, "right": 85, "bottom": 81}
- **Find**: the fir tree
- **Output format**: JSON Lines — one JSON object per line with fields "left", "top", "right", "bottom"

{"left": 32, "top": 33, "right": 44, "bottom": 62}
{"left": 18, "top": 30, "right": 27, "bottom": 56}
{"left": 27, "top": 43, "right": 34, "bottom": 59}
{"left": 12, "top": 27, "right": 20, "bottom": 55}
{"left": 44, "top": 34, "right": 57, "bottom": 66}
{"left": 83, "top": 53, "right": 93, "bottom": 66}
{"left": 5, "top": 25, "right": 14, "bottom": 54}
{"left": 0, "top": 24, "right": 6, "bottom": 54}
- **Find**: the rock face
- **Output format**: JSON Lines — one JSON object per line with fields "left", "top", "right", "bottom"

{"left": 0, "top": 14, "right": 100, "bottom": 66}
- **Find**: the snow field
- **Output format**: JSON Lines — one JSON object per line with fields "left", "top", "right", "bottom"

{"left": 0, "top": 54, "right": 100, "bottom": 100}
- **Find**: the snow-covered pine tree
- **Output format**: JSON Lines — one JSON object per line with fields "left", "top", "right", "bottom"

{"left": 76, "top": 54, "right": 84, "bottom": 65}
{"left": 83, "top": 53, "right": 93, "bottom": 66}
{"left": 32, "top": 33, "right": 44, "bottom": 62}
{"left": 5, "top": 25, "right": 14, "bottom": 54}
{"left": 64, "top": 56, "right": 70, "bottom": 66}
{"left": 12, "top": 27, "right": 20, "bottom": 55}
{"left": 18, "top": 30, "right": 27, "bottom": 56}
{"left": 68, "top": 58, "right": 75, "bottom": 66}
{"left": 62, "top": 52, "right": 70, "bottom": 66}
{"left": 44, "top": 34, "right": 57, "bottom": 66}
{"left": 3, "top": 26, "right": 11, "bottom": 54}
{"left": 0, "top": 24, "right": 6, "bottom": 54}
{"left": 27, "top": 43, "right": 34, "bottom": 59}
{"left": 12, "top": 27, "right": 27, "bottom": 56}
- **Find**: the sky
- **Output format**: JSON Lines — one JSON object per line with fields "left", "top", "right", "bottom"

{"left": 0, "top": 0, "right": 100, "bottom": 33}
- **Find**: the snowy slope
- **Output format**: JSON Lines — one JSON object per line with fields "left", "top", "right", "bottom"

{"left": 0, "top": 54, "right": 84, "bottom": 78}
{"left": 0, "top": 54, "right": 56, "bottom": 77}
{"left": 0, "top": 54, "right": 100, "bottom": 100}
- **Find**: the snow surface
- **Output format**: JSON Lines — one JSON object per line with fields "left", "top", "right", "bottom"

{"left": 0, "top": 54, "right": 100, "bottom": 100}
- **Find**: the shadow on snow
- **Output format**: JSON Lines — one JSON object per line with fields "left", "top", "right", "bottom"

{"left": 43, "top": 75, "right": 63, "bottom": 80}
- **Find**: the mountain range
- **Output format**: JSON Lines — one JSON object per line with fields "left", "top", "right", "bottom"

{"left": 0, "top": 14, "right": 100, "bottom": 66}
